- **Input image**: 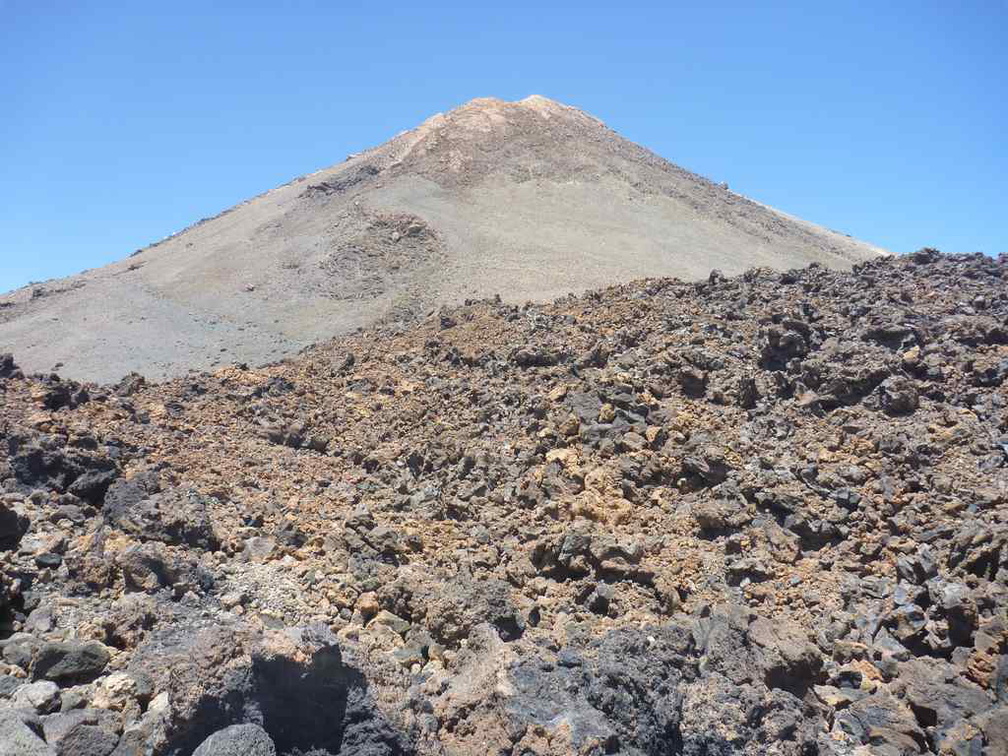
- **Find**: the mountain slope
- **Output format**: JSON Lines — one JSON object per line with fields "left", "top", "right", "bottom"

{"left": 0, "top": 96, "right": 885, "bottom": 383}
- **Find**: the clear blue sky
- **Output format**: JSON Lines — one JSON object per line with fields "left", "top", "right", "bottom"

{"left": 1, "top": 1, "right": 1004, "bottom": 292}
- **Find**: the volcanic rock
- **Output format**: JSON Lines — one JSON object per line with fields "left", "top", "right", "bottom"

{"left": 0, "top": 251, "right": 1004, "bottom": 756}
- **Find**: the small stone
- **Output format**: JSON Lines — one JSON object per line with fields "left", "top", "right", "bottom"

{"left": 242, "top": 536, "right": 276, "bottom": 564}
{"left": 24, "top": 606, "right": 56, "bottom": 634}
{"left": 832, "top": 640, "right": 870, "bottom": 663}
{"left": 354, "top": 592, "right": 379, "bottom": 622}
{"left": 391, "top": 645, "right": 424, "bottom": 667}
{"left": 370, "top": 610, "right": 411, "bottom": 637}
{"left": 879, "top": 376, "right": 919, "bottom": 415}
{"left": 91, "top": 672, "right": 137, "bottom": 711}
{"left": 192, "top": 723, "right": 276, "bottom": 756}
{"left": 813, "top": 683, "right": 866, "bottom": 709}
{"left": 620, "top": 432, "right": 646, "bottom": 451}
{"left": 559, "top": 416, "right": 580, "bottom": 437}
{"left": 219, "top": 591, "right": 246, "bottom": 610}
{"left": 586, "top": 582, "right": 614, "bottom": 615}
{"left": 34, "top": 553, "right": 62, "bottom": 569}
{"left": 888, "top": 603, "right": 927, "bottom": 643}
{"left": 598, "top": 403, "right": 616, "bottom": 423}
{"left": 58, "top": 685, "right": 93, "bottom": 712}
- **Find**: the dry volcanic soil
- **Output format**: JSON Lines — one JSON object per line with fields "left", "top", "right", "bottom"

{"left": 1, "top": 250, "right": 1007, "bottom": 755}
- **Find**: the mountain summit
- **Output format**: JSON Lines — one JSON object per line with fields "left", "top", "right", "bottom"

{"left": 0, "top": 96, "right": 885, "bottom": 382}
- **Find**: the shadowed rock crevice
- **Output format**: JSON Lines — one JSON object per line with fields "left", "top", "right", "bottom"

{"left": 165, "top": 645, "right": 410, "bottom": 756}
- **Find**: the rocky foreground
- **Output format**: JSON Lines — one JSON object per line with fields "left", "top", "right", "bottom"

{"left": 1, "top": 250, "right": 1006, "bottom": 755}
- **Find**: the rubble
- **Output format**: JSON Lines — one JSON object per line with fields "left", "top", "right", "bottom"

{"left": 1, "top": 252, "right": 1006, "bottom": 754}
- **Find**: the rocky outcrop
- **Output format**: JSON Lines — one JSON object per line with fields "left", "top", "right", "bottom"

{"left": 1, "top": 252, "right": 1005, "bottom": 754}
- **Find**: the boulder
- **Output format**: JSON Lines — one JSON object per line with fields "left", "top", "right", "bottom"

{"left": 0, "top": 674, "right": 24, "bottom": 699}
{"left": 0, "top": 709, "right": 54, "bottom": 756}
{"left": 0, "top": 501, "right": 29, "bottom": 550}
{"left": 0, "top": 353, "right": 22, "bottom": 379}
{"left": 33, "top": 641, "right": 110, "bottom": 684}
{"left": 11, "top": 680, "right": 61, "bottom": 714}
{"left": 66, "top": 470, "right": 118, "bottom": 506}
{"left": 879, "top": 376, "right": 920, "bottom": 415}
{"left": 103, "top": 480, "right": 219, "bottom": 550}
{"left": 53, "top": 725, "right": 119, "bottom": 756}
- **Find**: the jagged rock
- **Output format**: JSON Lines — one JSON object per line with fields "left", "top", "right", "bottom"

{"left": 692, "top": 492, "right": 752, "bottom": 534}
{"left": 66, "top": 469, "right": 118, "bottom": 506}
{"left": 929, "top": 580, "right": 978, "bottom": 648}
{"left": 11, "top": 680, "right": 61, "bottom": 713}
{"left": 681, "top": 436, "right": 730, "bottom": 486}
{"left": 0, "top": 500, "right": 29, "bottom": 550}
{"left": 6, "top": 433, "right": 115, "bottom": 496}
{"left": 678, "top": 366, "right": 708, "bottom": 398}
{"left": 103, "top": 480, "right": 219, "bottom": 550}
{"left": 256, "top": 420, "right": 309, "bottom": 449}
{"left": 0, "top": 353, "right": 23, "bottom": 379}
{"left": 0, "top": 709, "right": 55, "bottom": 756}
{"left": 117, "top": 542, "right": 205, "bottom": 594}
{"left": 760, "top": 324, "right": 809, "bottom": 369}
{"left": 530, "top": 527, "right": 651, "bottom": 584}
{"left": 241, "top": 536, "right": 276, "bottom": 564}
{"left": 972, "top": 705, "right": 1008, "bottom": 754}
{"left": 511, "top": 348, "right": 566, "bottom": 368}
{"left": 426, "top": 577, "right": 524, "bottom": 644}
{"left": 748, "top": 616, "right": 824, "bottom": 695}
{"left": 344, "top": 511, "right": 402, "bottom": 566}
{"left": 726, "top": 556, "right": 773, "bottom": 585}
{"left": 114, "top": 373, "right": 146, "bottom": 397}
{"left": 32, "top": 641, "right": 110, "bottom": 684}
{"left": 30, "top": 378, "right": 88, "bottom": 411}
{"left": 52, "top": 724, "right": 119, "bottom": 756}
{"left": 833, "top": 691, "right": 925, "bottom": 753}
{"left": 898, "top": 659, "right": 992, "bottom": 730}
{"left": 123, "top": 622, "right": 405, "bottom": 756}
{"left": 879, "top": 376, "right": 920, "bottom": 416}
{"left": 887, "top": 604, "right": 928, "bottom": 645}
{"left": 369, "top": 610, "right": 411, "bottom": 637}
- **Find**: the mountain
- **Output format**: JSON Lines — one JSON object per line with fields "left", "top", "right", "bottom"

{"left": 0, "top": 96, "right": 885, "bottom": 383}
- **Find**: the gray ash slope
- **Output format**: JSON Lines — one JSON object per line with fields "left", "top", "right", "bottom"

{"left": 1, "top": 251, "right": 1006, "bottom": 755}
{"left": 0, "top": 96, "right": 884, "bottom": 383}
